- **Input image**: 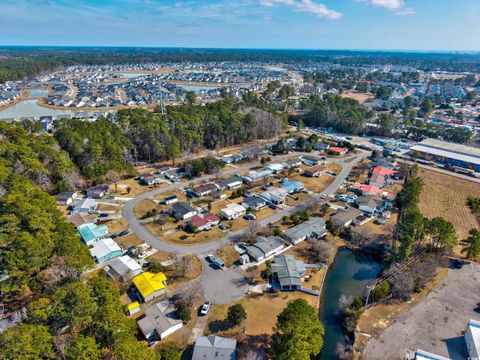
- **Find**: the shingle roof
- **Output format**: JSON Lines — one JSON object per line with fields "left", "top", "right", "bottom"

{"left": 272, "top": 254, "right": 303, "bottom": 288}
{"left": 192, "top": 336, "right": 237, "bottom": 360}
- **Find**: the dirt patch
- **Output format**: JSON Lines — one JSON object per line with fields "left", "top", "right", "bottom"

{"left": 160, "top": 228, "right": 225, "bottom": 246}
{"left": 340, "top": 90, "right": 373, "bottom": 103}
{"left": 216, "top": 244, "right": 240, "bottom": 268}
{"left": 133, "top": 198, "right": 162, "bottom": 219}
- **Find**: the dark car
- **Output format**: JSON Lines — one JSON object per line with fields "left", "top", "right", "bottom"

{"left": 98, "top": 213, "right": 109, "bottom": 217}
{"left": 450, "top": 258, "right": 464, "bottom": 269}
{"left": 117, "top": 229, "right": 129, "bottom": 237}
{"left": 124, "top": 246, "right": 137, "bottom": 257}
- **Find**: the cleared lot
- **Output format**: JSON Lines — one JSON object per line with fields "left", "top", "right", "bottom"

{"left": 364, "top": 264, "right": 480, "bottom": 360}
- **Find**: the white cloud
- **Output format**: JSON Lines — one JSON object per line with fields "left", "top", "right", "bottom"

{"left": 370, "top": 0, "right": 404, "bottom": 9}
{"left": 259, "top": 0, "right": 343, "bottom": 19}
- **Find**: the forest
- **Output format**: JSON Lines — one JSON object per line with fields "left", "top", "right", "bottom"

{"left": 54, "top": 97, "right": 286, "bottom": 182}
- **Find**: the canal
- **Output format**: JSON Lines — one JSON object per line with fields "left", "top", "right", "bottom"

{"left": 319, "top": 247, "right": 383, "bottom": 359}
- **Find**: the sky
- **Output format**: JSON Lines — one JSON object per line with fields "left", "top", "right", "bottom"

{"left": 1, "top": 0, "right": 479, "bottom": 51}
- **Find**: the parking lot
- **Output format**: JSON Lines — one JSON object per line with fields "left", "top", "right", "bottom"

{"left": 364, "top": 263, "right": 480, "bottom": 360}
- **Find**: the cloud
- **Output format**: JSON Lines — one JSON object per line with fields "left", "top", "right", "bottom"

{"left": 259, "top": 0, "right": 343, "bottom": 19}
{"left": 369, "top": 0, "right": 404, "bottom": 9}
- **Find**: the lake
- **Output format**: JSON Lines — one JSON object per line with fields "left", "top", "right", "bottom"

{"left": 319, "top": 248, "right": 382, "bottom": 359}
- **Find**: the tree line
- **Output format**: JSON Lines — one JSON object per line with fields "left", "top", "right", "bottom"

{"left": 54, "top": 97, "right": 286, "bottom": 182}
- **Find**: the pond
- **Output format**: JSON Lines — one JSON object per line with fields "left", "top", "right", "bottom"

{"left": 319, "top": 248, "right": 383, "bottom": 359}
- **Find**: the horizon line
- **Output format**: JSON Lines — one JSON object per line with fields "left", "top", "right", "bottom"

{"left": 0, "top": 45, "right": 479, "bottom": 55}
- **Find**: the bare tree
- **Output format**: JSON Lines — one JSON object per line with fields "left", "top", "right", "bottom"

{"left": 179, "top": 281, "right": 202, "bottom": 306}
{"left": 241, "top": 221, "right": 261, "bottom": 244}
{"left": 174, "top": 255, "right": 193, "bottom": 279}
{"left": 105, "top": 169, "right": 121, "bottom": 193}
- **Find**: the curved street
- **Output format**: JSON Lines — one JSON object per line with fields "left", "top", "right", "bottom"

{"left": 122, "top": 151, "right": 369, "bottom": 255}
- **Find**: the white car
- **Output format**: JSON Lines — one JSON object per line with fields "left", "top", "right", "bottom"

{"left": 206, "top": 254, "right": 215, "bottom": 263}
{"left": 200, "top": 302, "right": 211, "bottom": 316}
{"left": 137, "top": 250, "right": 148, "bottom": 259}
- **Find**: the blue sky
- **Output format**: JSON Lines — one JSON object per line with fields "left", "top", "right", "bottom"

{"left": 1, "top": 0, "right": 479, "bottom": 51}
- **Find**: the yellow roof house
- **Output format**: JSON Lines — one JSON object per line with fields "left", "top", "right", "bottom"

{"left": 132, "top": 272, "right": 167, "bottom": 302}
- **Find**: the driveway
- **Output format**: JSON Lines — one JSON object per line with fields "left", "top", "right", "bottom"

{"left": 199, "top": 257, "right": 248, "bottom": 304}
{"left": 364, "top": 263, "right": 480, "bottom": 360}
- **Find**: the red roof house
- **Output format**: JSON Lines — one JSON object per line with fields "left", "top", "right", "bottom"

{"left": 328, "top": 147, "right": 348, "bottom": 155}
{"left": 189, "top": 214, "right": 220, "bottom": 232}
{"left": 372, "top": 167, "right": 397, "bottom": 176}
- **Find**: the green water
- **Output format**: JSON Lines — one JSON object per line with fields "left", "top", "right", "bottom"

{"left": 319, "top": 248, "right": 382, "bottom": 359}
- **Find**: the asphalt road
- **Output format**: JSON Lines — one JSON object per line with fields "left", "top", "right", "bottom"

{"left": 122, "top": 151, "right": 369, "bottom": 255}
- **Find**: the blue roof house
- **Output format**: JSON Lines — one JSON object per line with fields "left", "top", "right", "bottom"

{"left": 282, "top": 180, "right": 305, "bottom": 194}
{"left": 78, "top": 223, "right": 109, "bottom": 245}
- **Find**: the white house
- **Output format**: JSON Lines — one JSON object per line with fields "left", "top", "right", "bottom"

{"left": 266, "top": 163, "right": 285, "bottom": 173}
{"left": 260, "top": 187, "right": 288, "bottom": 204}
{"left": 220, "top": 203, "right": 246, "bottom": 220}
{"left": 465, "top": 319, "right": 480, "bottom": 360}
{"left": 137, "top": 303, "right": 183, "bottom": 345}
{"left": 246, "top": 236, "right": 286, "bottom": 262}
{"left": 71, "top": 198, "right": 97, "bottom": 214}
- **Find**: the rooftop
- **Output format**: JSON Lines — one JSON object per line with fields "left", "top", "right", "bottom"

{"left": 192, "top": 335, "right": 237, "bottom": 360}
{"left": 132, "top": 272, "right": 167, "bottom": 298}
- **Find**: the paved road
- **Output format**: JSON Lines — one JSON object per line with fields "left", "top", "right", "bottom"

{"left": 122, "top": 151, "right": 369, "bottom": 255}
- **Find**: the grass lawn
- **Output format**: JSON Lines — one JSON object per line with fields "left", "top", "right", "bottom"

{"left": 216, "top": 244, "right": 240, "bottom": 267}
{"left": 133, "top": 198, "right": 161, "bottom": 219}
{"left": 418, "top": 168, "right": 480, "bottom": 241}
{"left": 111, "top": 178, "right": 165, "bottom": 197}
{"left": 285, "top": 192, "right": 310, "bottom": 206}
{"left": 154, "top": 189, "right": 187, "bottom": 203}
{"left": 106, "top": 219, "right": 144, "bottom": 249}
{"left": 160, "top": 228, "right": 226, "bottom": 246}
{"left": 291, "top": 174, "right": 334, "bottom": 193}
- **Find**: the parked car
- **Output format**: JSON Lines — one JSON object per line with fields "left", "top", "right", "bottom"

{"left": 218, "top": 224, "right": 229, "bottom": 231}
{"left": 243, "top": 214, "right": 257, "bottom": 221}
{"left": 137, "top": 251, "right": 148, "bottom": 259}
{"left": 200, "top": 302, "right": 211, "bottom": 316}
{"left": 124, "top": 246, "right": 137, "bottom": 256}
{"left": 268, "top": 204, "right": 277, "bottom": 210}
{"left": 142, "top": 261, "right": 153, "bottom": 268}
{"left": 98, "top": 213, "right": 109, "bottom": 218}
{"left": 117, "top": 229, "right": 129, "bottom": 237}
{"left": 206, "top": 254, "right": 215, "bottom": 263}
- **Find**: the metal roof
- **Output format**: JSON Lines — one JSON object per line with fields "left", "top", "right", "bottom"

{"left": 411, "top": 144, "right": 480, "bottom": 166}
{"left": 283, "top": 218, "right": 326, "bottom": 241}
{"left": 192, "top": 336, "right": 237, "bottom": 360}
{"left": 272, "top": 254, "right": 303, "bottom": 288}
{"left": 418, "top": 138, "right": 480, "bottom": 158}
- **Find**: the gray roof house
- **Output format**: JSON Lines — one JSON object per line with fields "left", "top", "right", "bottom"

{"left": 86, "top": 184, "right": 110, "bottom": 199}
{"left": 282, "top": 217, "right": 327, "bottom": 244}
{"left": 241, "top": 196, "right": 267, "bottom": 211}
{"left": 355, "top": 195, "right": 383, "bottom": 214}
{"left": 192, "top": 335, "right": 237, "bottom": 360}
{"left": 331, "top": 207, "right": 363, "bottom": 227}
{"left": 137, "top": 303, "right": 183, "bottom": 344}
{"left": 104, "top": 255, "right": 143, "bottom": 283}
{"left": 246, "top": 236, "right": 286, "bottom": 262}
{"left": 271, "top": 254, "right": 307, "bottom": 291}
{"left": 171, "top": 202, "right": 197, "bottom": 220}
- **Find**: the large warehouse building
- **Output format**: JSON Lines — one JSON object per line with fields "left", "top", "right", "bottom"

{"left": 410, "top": 138, "right": 480, "bottom": 173}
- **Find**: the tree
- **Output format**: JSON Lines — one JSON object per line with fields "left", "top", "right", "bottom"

{"left": 157, "top": 345, "right": 182, "bottom": 360}
{"left": 461, "top": 228, "right": 480, "bottom": 259}
{"left": 0, "top": 324, "right": 56, "bottom": 360}
{"left": 420, "top": 99, "right": 434, "bottom": 116}
{"left": 424, "top": 217, "right": 457, "bottom": 250}
{"left": 271, "top": 299, "right": 324, "bottom": 360}
{"left": 185, "top": 91, "right": 197, "bottom": 105}
{"left": 297, "top": 119, "right": 304, "bottom": 132}
{"left": 174, "top": 302, "right": 191, "bottom": 323}
{"left": 66, "top": 335, "right": 101, "bottom": 360}
{"left": 227, "top": 304, "right": 247, "bottom": 326}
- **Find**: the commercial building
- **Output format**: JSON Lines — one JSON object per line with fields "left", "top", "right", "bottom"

{"left": 410, "top": 138, "right": 480, "bottom": 173}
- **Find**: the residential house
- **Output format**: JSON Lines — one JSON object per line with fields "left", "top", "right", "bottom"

{"left": 242, "top": 196, "right": 267, "bottom": 211}
{"left": 283, "top": 158, "right": 302, "bottom": 169}
{"left": 220, "top": 203, "right": 246, "bottom": 220}
{"left": 353, "top": 214, "right": 373, "bottom": 226}
{"left": 86, "top": 184, "right": 110, "bottom": 199}
{"left": 189, "top": 213, "right": 220, "bottom": 232}
{"left": 192, "top": 336, "right": 237, "bottom": 360}
{"left": 67, "top": 212, "right": 98, "bottom": 227}
{"left": 355, "top": 195, "right": 384, "bottom": 214}
{"left": 372, "top": 166, "right": 397, "bottom": 177}
{"left": 171, "top": 202, "right": 197, "bottom": 220}
{"left": 89, "top": 238, "right": 122, "bottom": 264}
{"left": 55, "top": 191, "right": 78, "bottom": 206}
{"left": 137, "top": 302, "right": 183, "bottom": 344}
{"left": 350, "top": 183, "right": 384, "bottom": 196}
{"left": 243, "top": 169, "right": 272, "bottom": 185}
{"left": 266, "top": 163, "right": 285, "bottom": 173}
{"left": 303, "top": 165, "right": 326, "bottom": 177}
{"left": 369, "top": 174, "right": 385, "bottom": 188}
{"left": 414, "top": 350, "right": 450, "bottom": 360}
{"left": 132, "top": 272, "right": 168, "bottom": 302}
{"left": 300, "top": 155, "right": 323, "bottom": 167}
{"left": 282, "top": 180, "right": 304, "bottom": 194}
{"left": 127, "top": 302, "right": 141, "bottom": 316}
{"left": 161, "top": 195, "right": 178, "bottom": 205}
{"left": 78, "top": 223, "right": 109, "bottom": 245}
{"left": 71, "top": 198, "right": 97, "bottom": 214}
{"left": 331, "top": 207, "right": 363, "bottom": 227}
{"left": 260, "top": 187, "right": 288, "bottom": 204}
{"left": 246, "top": 236, "right": 286, "bottom": 262}
{"left": 192, "top": 183, "right": 218, "bottom": 197}
{"left": 271, "top": 254, "right": 307, "bottom": 291}
{"left": 328, "top": 146, "right": 348, "bottom": 155}
{"left": 465, "top": 319, "right": 480, "bottom": 360}
{"left": 282, "top": 218, "right": 326, "bottom": 244}
{"left": 105, "top": 255, "right": 143, "bottom": 283}
{"left": 216, "top": 176, "right": 243, "bottom": 190}
{"left": 141, "top": 174, "right": 165, "bottom": 186}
